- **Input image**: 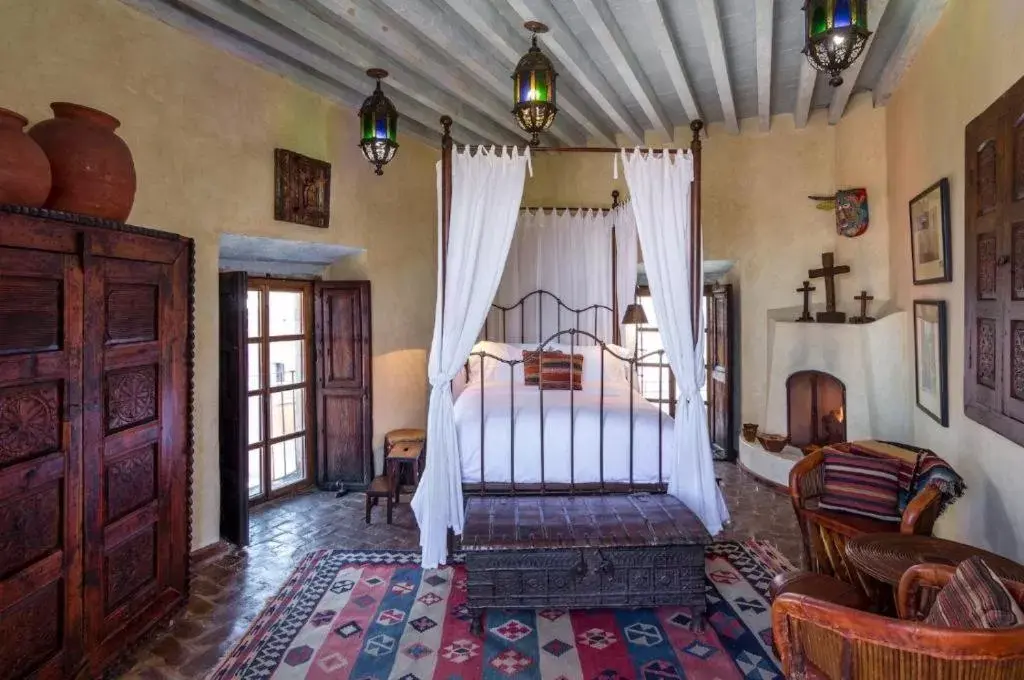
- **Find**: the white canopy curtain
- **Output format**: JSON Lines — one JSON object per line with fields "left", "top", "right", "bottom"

{"left": 411, "top": 145, "right": 530, "bottom": 569}
{"left": 492, "top": 206, "right": 637, "bottom": 346}
{"left": 620, "top": 149, "right": 730, "bottom": 535}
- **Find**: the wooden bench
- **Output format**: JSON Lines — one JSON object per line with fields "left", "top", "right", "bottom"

{"left": 461, "top": 494, "right": 710, "bottom": 634}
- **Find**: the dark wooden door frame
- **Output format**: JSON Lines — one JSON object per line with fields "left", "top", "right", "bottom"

{"left": 314, "top": 280, "right": 372, "bottom": 491}
{"left": 218, "top": 271, "right": 249, "bottom": 546}
{"left": 705, "top": 283, "right": 734, "bottom": 460}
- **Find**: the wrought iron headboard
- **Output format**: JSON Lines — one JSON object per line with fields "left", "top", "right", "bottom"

{"left": 482, "top": 289, "right": 620, "bottom": 347}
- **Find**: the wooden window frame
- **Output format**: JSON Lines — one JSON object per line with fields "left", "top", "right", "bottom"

{"left": 247, "top": 278, "right": 316, "bottom": 504}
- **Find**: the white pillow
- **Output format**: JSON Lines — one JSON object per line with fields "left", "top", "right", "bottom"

{"left": 465, "top": 341, "right": 523, "bottom": 385}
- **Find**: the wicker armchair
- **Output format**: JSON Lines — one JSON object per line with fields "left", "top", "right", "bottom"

{"left": 772, "top": 564, "right": 1024, "bottom": 679}
{"left": 789, "top": 448, "right": 943, "bottom": 581}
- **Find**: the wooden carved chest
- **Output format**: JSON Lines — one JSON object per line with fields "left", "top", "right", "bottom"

{"left": 461, "top": 494, "right": 710, "bottom": 629}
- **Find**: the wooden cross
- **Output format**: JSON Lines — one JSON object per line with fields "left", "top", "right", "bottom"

{"left": 809, "top": 252, "right": 851, "bottom": 323}
{"left": 796, "top": 280, "right": 815, "bottom": 322}
{"left": 850, "top": 290, "right": 876, "bottom": 324}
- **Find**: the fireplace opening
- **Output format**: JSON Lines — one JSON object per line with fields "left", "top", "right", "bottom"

{"left": 787, "top": 371, "right": 846, "bottom": 449}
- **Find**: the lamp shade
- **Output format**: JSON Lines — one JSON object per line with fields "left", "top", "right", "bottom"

{"left": 621, "top": 302, "right": 648, "bottom": 326}
{"left": 358, "top": 68, "right": 399, "bottom": 176}
{"left": 802, "top": 0, "right": 871, "bottom": 87}
{"left": 512, "top": 21, "right": 558, "bottom": 146}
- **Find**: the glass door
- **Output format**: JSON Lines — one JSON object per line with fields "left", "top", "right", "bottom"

{"left": 247, "top": 279, "right": 314, "bottom": 502}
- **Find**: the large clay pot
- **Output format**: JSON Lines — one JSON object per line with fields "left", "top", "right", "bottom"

{"left": 29, "top": 102, "right": 136, "bottom": 221}
{"left": 0, "top": 107, "right": 51, "bottom": 207}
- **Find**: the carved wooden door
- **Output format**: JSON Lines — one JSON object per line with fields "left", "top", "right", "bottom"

{"left": 315, "top": 281, "right": 372, "bottom": 489}
{"left": 80, "top": 235, "right": 190, "bottom": 664}
{"left": 219, "top": 271, "right": 249, "bottom": 546}
{"left": 966, "top": 73, "right": 1024, "bottom": 443}
{"left": 705, "top": 284, "right": 733, "bottom": 460}
{"left": 0, "top": 242, "right": 84, "bottom": 678}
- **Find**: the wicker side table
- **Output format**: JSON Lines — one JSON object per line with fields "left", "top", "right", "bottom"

{"left": 846, "top": 534, "right": 1024, "bottom": 612}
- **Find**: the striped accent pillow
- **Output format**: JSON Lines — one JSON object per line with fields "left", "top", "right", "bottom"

{"left": 819, "top": 450, "right": 902, "bottom": 522}
{"left": 924, "top": 557, "right": 1024, "bottom": 629}
{"left": 539, "top": 353, "right": 584, "bottom": 390}
{"left": 523, "top": 350, "right": 563, "bottom": 386}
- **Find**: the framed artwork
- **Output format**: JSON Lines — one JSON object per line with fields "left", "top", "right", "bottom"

{"left": 274, "top": 148, "right": 331, "bottom": 228}
{"left": 909, "top": 178, "right": 951, "bottom": 284}
{"left": 913, "top": 300, "right": 948, "bottom": 426}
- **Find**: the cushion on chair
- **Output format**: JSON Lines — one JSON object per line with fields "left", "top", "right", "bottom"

{"left": 522, "top": 349, "right": 564, "bottom": 386}
{"left": 819, "top": 450, "right": 902, "bottom": 523}
{"left": 924, "top": 556, "right": 1024, "bottom": 629}
{"left": 539, "top": 353, "right": 584, "bottom": 390}
{"left": 385, "top": 428, "right": 426, "bottom": 446}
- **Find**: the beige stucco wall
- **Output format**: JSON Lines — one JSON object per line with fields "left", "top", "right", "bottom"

{"left": 0, "top": 0, "right": 437, "bottom": 549}
{"left": 886, "top": 0, "right": 1024, "bottom": 561}
{"left": 523, "top": 100, "right": 891, "bottom": 441}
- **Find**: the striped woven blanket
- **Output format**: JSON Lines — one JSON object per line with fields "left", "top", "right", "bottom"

{"left": 828, "top": 440, "right": 965, "bottom": 516}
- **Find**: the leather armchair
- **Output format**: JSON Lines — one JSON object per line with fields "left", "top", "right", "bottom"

{"left": 772, "top": 564, "right": 1024, "bottom": 679}
{"left": 789, "top": 449, "right": 943, "bottom": 580}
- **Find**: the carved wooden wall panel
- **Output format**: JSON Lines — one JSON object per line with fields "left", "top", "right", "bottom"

{"left": 978, "top": 233, "right": 998, "bottom": 300}
{"left": 978, "top": 318, "right": 997, "bottom": 388}
{"left": 105, "top": 283, "right": 157, "bottom": 345}
{"left": 1012, "top": 322, "right": 1024, "bottom": 401}
{"left": 978, "top": 139, "right": 998, "bottom": 215}
{"left": 1015, "top": 115, "right": 1024, "bottom": 201}
{"left": 0, "top": 382, "right": 60, "bottom": 466}
{"left": 0, "top": 483, "right": 61, "bottom": 579}
{"left": 1014, "top": 224, "right": 1024, "bottom": 300}
{"left": 0, "top": 581, "right": 62, "bottom": 679}
{"left": 105, "top": 445, "right": 157, "bottom": 523}
{"left": 0, "top": 276, "right": 61, "bottom": 356}
{"left": 104, "top": 526, "right": 156, "bottom": 612}
{"left": 105, "top": 364, "right": 157, "bottom": 433}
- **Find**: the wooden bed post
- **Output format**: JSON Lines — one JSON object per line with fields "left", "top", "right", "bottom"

{"left": 690, "top": 120, "right": 704, "bottom": 342}
{"left": 611, "top": 189, "right": 621, "bottom": 346}
{"left": 439, "top": 116, "right": 453, "bottom": 355}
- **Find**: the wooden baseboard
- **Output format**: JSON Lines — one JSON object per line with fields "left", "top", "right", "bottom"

{"left": 736, "top": 459, "right": 789, "bottom": 496}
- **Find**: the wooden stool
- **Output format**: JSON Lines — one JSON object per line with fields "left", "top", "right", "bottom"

{"left": 365, "top": 475, "right": 393, "bottom": 524}
{"left": 386, "top": 440, "right": 424, "bottom": 506}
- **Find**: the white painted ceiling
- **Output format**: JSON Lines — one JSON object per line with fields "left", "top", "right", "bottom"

{"left": 124, "top": 0, "right": 948, "bottom": 146}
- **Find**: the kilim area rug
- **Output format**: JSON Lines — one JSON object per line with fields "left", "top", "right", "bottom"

{"left": 207, "top": 541, "right": 784, "bottom": 680}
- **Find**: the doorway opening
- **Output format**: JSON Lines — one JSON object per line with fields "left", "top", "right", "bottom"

{"left": 246, "top": 278, "right": 314, "bottom": 503}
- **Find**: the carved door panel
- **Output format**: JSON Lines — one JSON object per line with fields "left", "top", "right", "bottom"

{"left": 705, "top": 284, "right": 733, "bottom": 460}
{"left": 315, "top": 281, "right": 372, "bottom": 489}
{"left": 81, "top": 242, "right": 189, "bottom": 658}
{"left": 0, "top": 245, "right": 83, "bottom": 678}
{"left": 966, "top": 99, "right": 1005, "bottom": 417}
{"left": 1001, "top": 79, "right": 1024, "bottom": 423}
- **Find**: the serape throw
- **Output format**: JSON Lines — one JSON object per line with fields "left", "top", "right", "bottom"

{"left": 539, "top": 352, "right": 584, "bottom": 390}
{"left": 522, "top": 349, "right": 563, "bottom": 386}
{"left": 819, "top": 449, "right": 902, "bottom": 522}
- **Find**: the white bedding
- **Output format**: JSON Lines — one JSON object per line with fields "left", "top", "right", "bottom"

{"left": 455, "top": 382, "right": 673, "bottom": 485}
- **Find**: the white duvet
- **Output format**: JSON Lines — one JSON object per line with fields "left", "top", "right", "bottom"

{"left": 454, "top": 381, "right": 673, "bottom": 485}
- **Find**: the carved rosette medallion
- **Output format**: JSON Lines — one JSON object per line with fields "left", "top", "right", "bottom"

{"left": 106, "top": 366, "right": 157, "bottom": 432}
{"left": 0, "top": 384, "right": 59, "bottom": 466}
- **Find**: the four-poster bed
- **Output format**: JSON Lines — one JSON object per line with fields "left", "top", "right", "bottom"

{"left": 415, "top": 115, "right": 722, "bottom": 632}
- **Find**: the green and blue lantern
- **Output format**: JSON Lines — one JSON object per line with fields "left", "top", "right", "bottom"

{"left": 359, "top": 68, "right": 399, "bottom": 176}
{"left": 512, "top": 21, "right": 558, "bottom": 147}
{"left": 803, "top": 0, "right": 871, "bottom": 87}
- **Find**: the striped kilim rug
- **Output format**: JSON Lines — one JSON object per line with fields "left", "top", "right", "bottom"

{"left": 208, "top": 541, "right": 784, "bottom": 679}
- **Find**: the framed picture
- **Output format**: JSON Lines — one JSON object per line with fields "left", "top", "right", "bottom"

{"left": 274, "top": 148, "right": 331, "bottom": 228}
{"left": 913, "top": 300, "right": 948, "bottom": 426}
{"left": 909, "top": 178, "right": 951, "bottom": 284}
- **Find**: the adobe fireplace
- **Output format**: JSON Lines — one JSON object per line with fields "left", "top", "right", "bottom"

{"left": 787, "top": 370, "right": 846, "bottom": 448}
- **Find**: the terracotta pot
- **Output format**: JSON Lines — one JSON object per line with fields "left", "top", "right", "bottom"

{"left": 0, "top": 107, "right": 51, "bottom": 207}
{"left": 756, "top": 432, "right": 790, "bottom": 453}
{"left": 29, "top": 102, "right": 136, "bottom": 221}
{"left": 741, "top": 423, "right": 759, "bottom": 443}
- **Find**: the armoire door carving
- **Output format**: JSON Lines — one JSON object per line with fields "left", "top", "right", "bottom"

{"left": 0, "top": 209, "right": 193, "bottom": 679}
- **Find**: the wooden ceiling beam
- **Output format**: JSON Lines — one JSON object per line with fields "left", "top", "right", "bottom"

{"left": 504, "top": 0, "right": 645, "bottom": 144}
{"left": 572, "top": 0, "right": 672, "bottom": 138}
{"left": 754, "top": 0, "right": 774, "bottom": 132}
{"left": 638, "top": 0, "right": 701, "bottom": 124}
{"left": 694, "top": 0, "right": 739, "bottom": 134}
{"left": 873, "top": 0, "right": 949, "bottom": 107}
{"left": 794, "top": 60, "right": 818, "bottom": 129}
{"left": 827, "top": 0, "right": 890, "bottom": 125}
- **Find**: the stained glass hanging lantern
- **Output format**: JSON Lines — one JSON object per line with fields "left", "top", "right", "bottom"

{"left": 512, "top": 21, "right": 558, "bottom": 146}
{"left": 358, "top": 68, "right": 399, "bottom": 176}
{"left": 802, "top": 0, "right": 871, "bottom": 87}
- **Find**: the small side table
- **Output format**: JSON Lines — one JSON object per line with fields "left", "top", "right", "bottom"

{"left": 386, "top": 440, "right": 424, "bottom": 507}
{"left": 846, "top": 534, "right": 1024, "bottom": 612}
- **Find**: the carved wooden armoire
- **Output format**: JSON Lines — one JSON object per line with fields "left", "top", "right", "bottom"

{"left": 0, "top": 208, "right": 193, "bottom": 678}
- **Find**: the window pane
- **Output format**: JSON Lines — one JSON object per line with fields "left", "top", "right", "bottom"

{"left": 248, "top": 395, "right": 262, "bottom": 445}
{"left": 270, "top": 437, "right": 305, "bottom": 490}
{"left": 248, "top": 448, "right": 262, "bottom": 499}
{"left": 270, "top": 388, "right": 306, "bottom": 438}
{"left": 268, "top": 290, "right": 303, "bottom": 336}
{"left": 269, "top": 340, "right": 304, "bottom": 387}
{"left": 639, "top": 295, "right": 658, "bottom": 328}
{"left": 248, "top": 342, "right": 261, "bottom": 391}
{"left": 247, "top": 290, "right": 261, "bottom": 338}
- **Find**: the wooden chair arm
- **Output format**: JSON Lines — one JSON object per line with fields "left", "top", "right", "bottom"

{"left": 774, "top": 591, "right": 1024, "bottom": 672}
{"left": 789, "top": 448, "right": 825, "bottom": 509}
{"left": 900, "top": 485, "right": 942, "bottom": 535}
{"left": 896, "top": 563, "right": 955, "bottom": 620}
